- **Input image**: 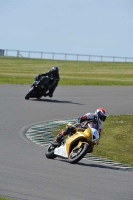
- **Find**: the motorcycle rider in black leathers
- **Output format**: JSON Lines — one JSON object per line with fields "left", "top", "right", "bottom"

{"left": 37, "top": 66, "right": 60, "bottom": 97}
{"left": 52, "top": 107, "right": 107, "bottom": 153}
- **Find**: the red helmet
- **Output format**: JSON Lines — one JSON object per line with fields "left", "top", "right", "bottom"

{"left": 95, "top": 107, "right": 106, "bottom": 122}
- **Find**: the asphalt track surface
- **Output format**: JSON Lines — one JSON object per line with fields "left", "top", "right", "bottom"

{"left": 0, "top": 84, "right": 133, "bottom": 200}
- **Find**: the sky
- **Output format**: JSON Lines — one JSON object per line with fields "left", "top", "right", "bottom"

{"left": 0, "top": 0, "right": 133, "bottom": 58}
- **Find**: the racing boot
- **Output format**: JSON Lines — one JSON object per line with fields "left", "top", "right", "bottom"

{"left": 44, "top": 92, "right": 53, "bottom": 98}
{"left": 51, "top": 126, "right": 76, "bottom": 146}
{"left": 51, "top": 130, "right": 65, "bottom": 146}
{"left": 48, "top": 92, "right": 53, "bottom": 98}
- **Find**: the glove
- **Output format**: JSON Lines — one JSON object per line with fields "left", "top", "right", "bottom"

{"left": 73, "top": 123, "right": 81, "bottom": 128}
{"left": 36, "top": 74, "right": 41, "bottom": 80}
{"left": 73, "top": 123, "right": 85, "bottom": 132}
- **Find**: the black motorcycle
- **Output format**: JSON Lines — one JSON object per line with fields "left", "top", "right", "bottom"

{"left": 25, "top": 75, "right": 50, "bottom": 100}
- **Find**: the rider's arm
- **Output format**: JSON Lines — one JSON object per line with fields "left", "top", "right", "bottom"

{"left": 40, "top": 71, "right": 50, "bottom": 77}
{"left": 78, "top": 113, "right": 95, "bottom": 123}
{"left": 36, "top": 71, "right": 50, "bottom": 80}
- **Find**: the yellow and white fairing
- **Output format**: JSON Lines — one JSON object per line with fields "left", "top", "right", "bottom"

{"left": 54, "top": 125, "right": 99, "bottom": 158}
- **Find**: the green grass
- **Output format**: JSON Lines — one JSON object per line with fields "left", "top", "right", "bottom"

{"left": 52, "top": 115, "right": 133, "bottom": 166}
{"left": 0, "top": 197, "right": 11, "bottom": 200}
{"left": 0, "top": 57, "right": 133, "bottom": 85}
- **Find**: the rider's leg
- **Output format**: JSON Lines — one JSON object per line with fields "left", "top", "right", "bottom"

{"left": 52, "top": 126, "right": 76, "bottom": 146}
{"left": 44, "top": 87, "right": 56, "bottom": 97}
{"left": 48, "top": 86, "right": 56, "bottom": 97}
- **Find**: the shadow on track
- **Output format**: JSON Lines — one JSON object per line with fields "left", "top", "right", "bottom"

{"left": 55, "top": 158, "right": 132, "bottom": 171}
{"left": 30, "top": 98, "right": 84, "bottom": 105}
{"left": 77, "top": 162, "right": 132, "bottom": 171}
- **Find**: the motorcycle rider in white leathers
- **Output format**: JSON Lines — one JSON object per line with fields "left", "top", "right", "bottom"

{"left": 52, "top": 107, "right": 107, "bottom": 152}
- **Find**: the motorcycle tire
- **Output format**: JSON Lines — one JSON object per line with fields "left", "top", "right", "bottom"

{"left": 25, "top": 88, "right": 34, "bottom": 100}
{"left": 45, "top": 144, "right": 57, "bottom": 159}
{"left": 68, "top": 143, "right": 89, "bottom": 164}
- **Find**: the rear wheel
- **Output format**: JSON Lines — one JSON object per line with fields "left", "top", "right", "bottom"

{"left": 45, "top": 144, "right": 57, "bottom": 159}
{"left": 68, "top": 143, "right": 89, "bottom": 164}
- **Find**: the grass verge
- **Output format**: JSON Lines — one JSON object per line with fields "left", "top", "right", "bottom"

{"left": 52, "top": 115, "right": 133, "bottom": 166}
{"left": 0, "top": 57, "right": 133, "bottom": 85}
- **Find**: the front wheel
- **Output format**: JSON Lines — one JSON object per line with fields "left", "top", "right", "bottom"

{"left": 25, "top": 88, "right": 34, "bottom": 100}
{"left": 68, "top": 143, "right": 89, "bottom": 164}
{"left": 45, "top": 144, "right": 57, "bottom": 159}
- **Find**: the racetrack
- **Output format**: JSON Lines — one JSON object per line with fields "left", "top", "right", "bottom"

{"left": 0, "top": 84, "right": 133, "bottom": 200}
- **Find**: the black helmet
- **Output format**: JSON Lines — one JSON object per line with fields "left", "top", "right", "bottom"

{"left": 95, "top": 107, "right": 107, "bottom": 122}
{"left": 52, "top": 66, "right": 59, "bottom": 73}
